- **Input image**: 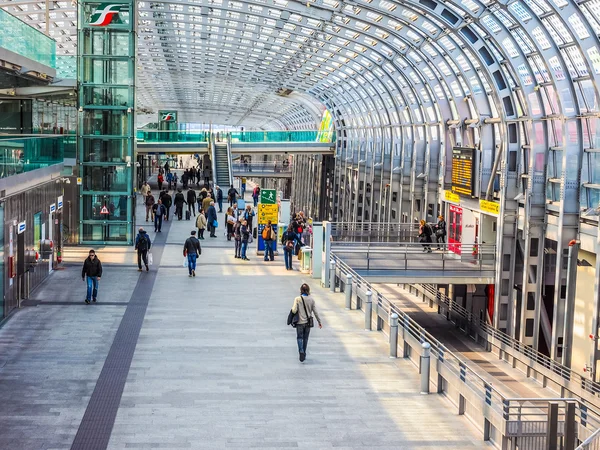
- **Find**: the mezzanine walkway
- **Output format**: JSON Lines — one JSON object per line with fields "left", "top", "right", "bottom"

{"left": 0, "top": 195, "right": 490, "bottom": 449}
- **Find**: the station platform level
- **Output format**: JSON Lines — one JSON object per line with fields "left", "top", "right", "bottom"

{"left": 0, "top": 192, "right": 489, "bottom": 449}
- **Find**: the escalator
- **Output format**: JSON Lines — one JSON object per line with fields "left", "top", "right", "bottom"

{"left": 212, "top": 136, "right": 232, "bottom": 187}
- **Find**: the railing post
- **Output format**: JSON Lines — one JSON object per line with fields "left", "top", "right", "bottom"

{"left": 390, "top": 313, "right": 398, "bottom": 358}
{"left": 564, "top": 401, "right": 576, "bottom": 450}
{"left": 329, "top": 260, "right": 336, "bottom": 293}
{"left": 421, "top": 342, "right": 431, "bottom": 394}
{"left": 345, "top": 274, "right": 353, "bottom": 309}
{"left": 546, "top": 402, "right": 559, "bottom": 450}
{"left": 365, "top": 290, "right": 373, "bottom": 330}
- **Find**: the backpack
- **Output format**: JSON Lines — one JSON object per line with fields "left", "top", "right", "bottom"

{"left": 137, "top": 234, "right": 148, "bottom": 252}
{"left": 423, "top": 224, "right": 433, "bottom": 237}
{"left": 262, "top": 227, "right": 270, "bottom": 240}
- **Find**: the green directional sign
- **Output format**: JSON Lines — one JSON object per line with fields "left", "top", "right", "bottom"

{"left": 260, "top": 189, "right": 277, "bottom": 204}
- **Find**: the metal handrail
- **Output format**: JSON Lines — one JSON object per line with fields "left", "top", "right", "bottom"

{"left": 231, "top": 162, "right": 292, "bottom": 173}
{"left": 332, "top": 254, "right": 600, "bottom": 444}
{"left": 332, "top": 254, "right": 507, "bottom": 408}
{"left": 578, "top": 427, "right": 600, "bottom": 449}
{"left": 332, "top": 244, "right": 496, "bottom": 272}
{"left": 413, "top": 283, "right": 600, "bottom": 399}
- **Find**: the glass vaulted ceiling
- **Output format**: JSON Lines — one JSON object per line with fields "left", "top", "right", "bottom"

{"left": 2, "top": 0, "right": 600, "bottom": 136}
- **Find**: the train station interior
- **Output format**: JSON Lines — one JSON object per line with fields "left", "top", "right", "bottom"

{"left": 0, "top": 0, "right": 600, "bottom": 448}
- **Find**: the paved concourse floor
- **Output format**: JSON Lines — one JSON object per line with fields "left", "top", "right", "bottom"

{"left": 0, "top": 194, "right": 491, "bottom": 449}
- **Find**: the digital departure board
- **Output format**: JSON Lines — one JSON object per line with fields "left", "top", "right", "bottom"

{"left": 451, "top": 147, "right": 475, "bottom": 197}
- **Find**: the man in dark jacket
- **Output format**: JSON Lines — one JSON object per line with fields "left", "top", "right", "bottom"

{"left": 227, "top": 185, "right": 238, "bottom": 207}
{"left": 135, "top": 227, "right": 152, "bottom": 272}
{"left": 161, "top": 190, "right": 172, "bottom": 221}
{"left": 216, "top": 185, "right": 223, "bottom": 213}
{"left": 174, "top": 188, "right": 187, "bottom": 220}
{"left": 183, "top": 230, "right": 202, "bottom": 277}
{"left": 82, "top": 249, "right": 102, "bottom": 304}
{"left": 187, "top": 188, "right": 197, "bottom": 216}
{"left": 152, "top": 199, "right": 166, "bottom": 232}
{"left": 206, "top": 201, "right": 218, "bottom": 238}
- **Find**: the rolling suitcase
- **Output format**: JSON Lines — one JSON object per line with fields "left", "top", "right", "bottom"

{"left": 185, "top": 210, "right": 191, "bottom": 220}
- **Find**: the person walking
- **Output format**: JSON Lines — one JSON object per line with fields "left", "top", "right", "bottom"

{"left": 419, "top": 219, "right": 433, "bottom": 253}
{"left": 262, "top": 220, "right": 276, "bottom": 261}
{"left": 240, "top": 219, "right": 250, "bottom": 260}
{"left": 227, "top": 185, "right": 238, "bottom": 207}
{"left": 162, "top": 190, "right": 172, "bottom": 221}
{"left": 290, "top": 283, "right": 322, "bottom": 362}
{"left": 145, "top": 190, "right": 155, "bottom": 222}
{"left": 153, "top": 199, "right": 166, "bottom": 232}
{"left": 135, "top": 227, "right": 152, "bottom": 272}
{"left": 281, "top": 226, "right": 298, "bottom": 270}
{"left": 207, "top": 201, "right": 218, "bottom": 238}
{"left": 166, "top": 171, "right": 173, "bottom": 190}
{"left": 202, "top": 193, "right": 213, "bottom": 216}
{"left": 196, "top": 209, "right": 207, "bottom": 239}
{"left": 187, "top": 188, "right": 197, "bottom": 217}
{"left": 140, "top": 181, "right": 150, "bottom": 202}
{"left": 435, "top": 215, "right": 447, "bottom": 250}
{"left": 157, "top": 173, "right": 164, "bottom": 191}
{"left": 233, "top": 218, "right": 242, "bottom": 258}
{"left": 81, "top": 249, "right": 102, "bottom": 304}
{"left": 183, "top": 230, "right": 202, "bottom": 277}
{"left": 226, "top": 207, "right": 236, "bottom": 241}
{"left": 252, "top": 185, "right": 260, "bottom": 207}
{"left": 174, "top": 188, "right": 186, "bottom": 220}
{"left": 216, "top": 185, "right": 224, "bottom": 213}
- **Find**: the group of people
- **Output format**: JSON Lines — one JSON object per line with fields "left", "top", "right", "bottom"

{"left": 418, "top": 215, "right": 447, "bottom": 252}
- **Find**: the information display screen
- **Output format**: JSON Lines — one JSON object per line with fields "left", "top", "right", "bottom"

{"left": 451, "top": 147, "right": 475, "bottom": 196}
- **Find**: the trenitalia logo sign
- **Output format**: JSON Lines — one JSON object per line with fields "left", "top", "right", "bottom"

{"left": 89, "top": 3, "right": 124, "bottom": 26}
{"left": 161, "top": 113, "right": 176, "bottom": 122}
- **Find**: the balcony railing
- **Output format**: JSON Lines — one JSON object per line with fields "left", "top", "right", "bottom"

{"left": 231, "top": 161, "right": 292, "bottom": 173}
{"left": 0, "top": 9, "right": 56, "bottom": 68}
{"left": 0, "top": 135, "right": 74, "bottom": 179}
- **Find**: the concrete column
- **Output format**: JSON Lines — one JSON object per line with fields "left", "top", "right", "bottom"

{"left": 365, "top": 290, "right": 373, "bottom": 330}
{"left": 345, "top": 274, "right": 353, "bottom": 309}
{"left": 390, "top": 313, "right": 398, "bottom": 358}
{"left": 421, "top": 342, "right": 431, "bottom": 394}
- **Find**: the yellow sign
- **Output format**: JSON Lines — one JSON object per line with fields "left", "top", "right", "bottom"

{"left": 76, "top": 177, "right": 82, "bottom": 185}
{"left": 258, "top": 204, "right": 278, "bottom": 225}
{"left": 444, "top": 190, "right": 460, "bottom": 203}
{"left": 480, "top": 199, "right": 500, "bottom": 215}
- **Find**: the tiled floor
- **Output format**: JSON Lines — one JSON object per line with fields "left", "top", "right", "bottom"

{"left": 0, "top": 194, "right": 492, "bottom": 449}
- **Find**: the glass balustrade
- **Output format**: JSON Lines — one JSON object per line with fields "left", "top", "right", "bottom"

{"left": 0, "top": 9, "right": 56, "bottom": 68}
{"left": 136, "top": 130, "right": 210, "bottom": 143}
{"left": 135, "top": 130, "right": 334, "bottom": 143}
{"left": 0, "top": 135, "right": 74, "bottom": 179}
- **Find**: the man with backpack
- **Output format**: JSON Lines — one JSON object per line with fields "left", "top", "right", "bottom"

{"left": 135, "top": 227, "right": 152, "bottom": 272}
{"left": 281, "top": 226, "right": 298, "bottom": 270}
{"left": 183, "top": 230, "right": 201, "bottom": 277}
{"left": 152, "top": 199, "right": 166, "bottom": 232}
{"left": 262, "top": 220, "right": 276, "bottom": 261}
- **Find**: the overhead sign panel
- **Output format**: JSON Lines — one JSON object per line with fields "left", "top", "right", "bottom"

{"left": 451, "top": 147, "right": 475, "bottom": 197}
